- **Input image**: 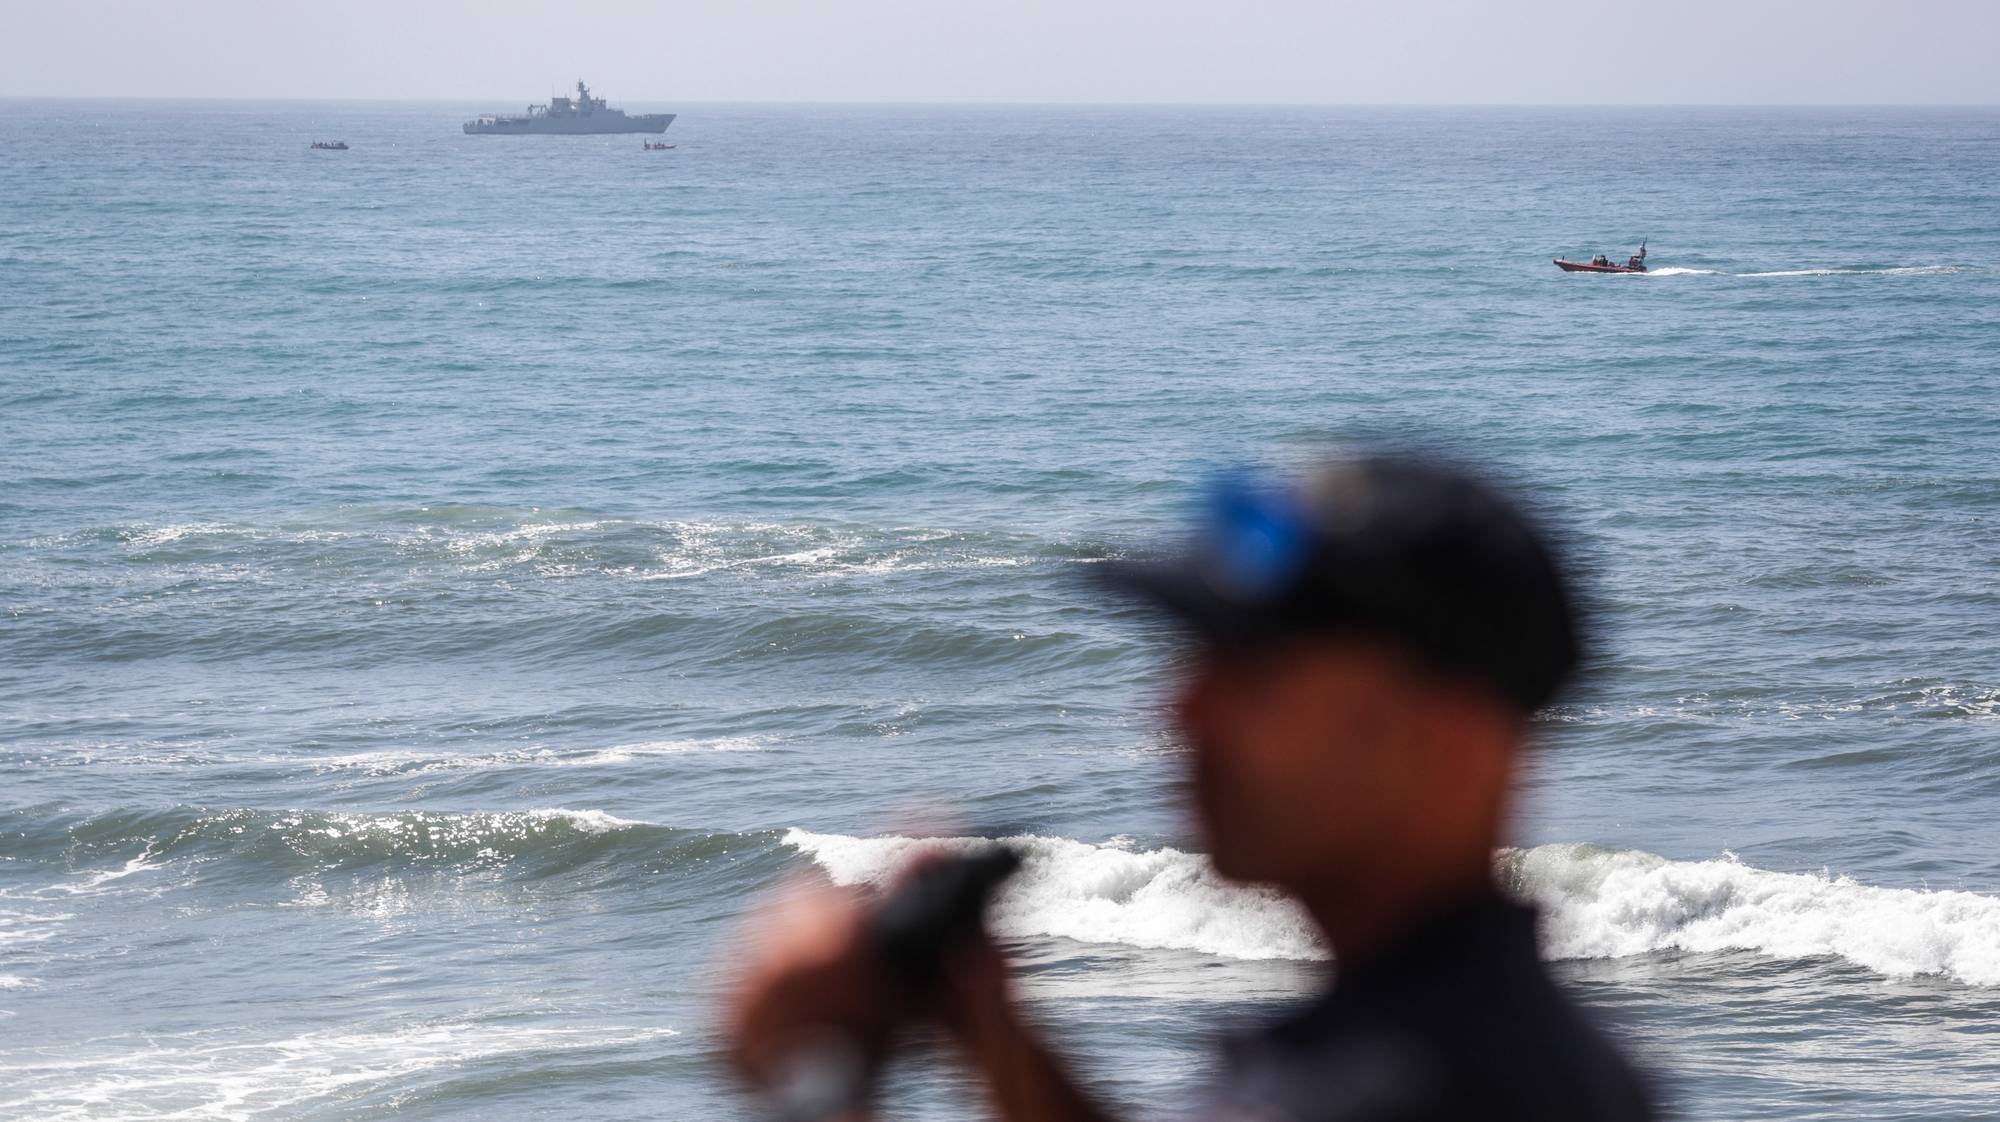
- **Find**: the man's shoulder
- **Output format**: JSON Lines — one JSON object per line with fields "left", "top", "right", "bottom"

{"left": 1212, "top": 988, "right": 1654, "bottom": 1122}
{"left": 1405, "top": 958, "right": 1657, "bottom": 1121}
{"left": 1205, "top": 902, "right": 1657, "bottom": 1122}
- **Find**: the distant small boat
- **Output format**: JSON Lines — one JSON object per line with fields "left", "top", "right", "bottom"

{"left": 642, "top": 141, "right": 675, "bottom": 151}
{"left": 310, "top": 140, "right": 349, "bottom": 151}
{"left": 1556, "top": 241, "right": 1647, "bottom": 273}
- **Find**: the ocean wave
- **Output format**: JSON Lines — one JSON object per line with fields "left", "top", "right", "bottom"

{"left": 182, "top": 808, "right": 652, "bottom": 873}
{"left": 786, "top": 829, "right": 1321, "bottom": 961}
{"left": 7, "top": 736, "right": 777, "bottom": 777}
{"left": 4, "top": 511, "right": 1117, "bottom": 668}
{"left": 787, "top": 831, "right": 2000, "bottom": 984}
{"left": 1541, "top": 677, "right": 2000, "bottom": 726}
{"left": 28, "top": 511, "right": 1085, "bottom": 585}
{"left": 300, "top": 736, "right": 770, "bottom": 777}
{"left": 0, "top": 1019, "right": 679, "bottom": 1122}
{"left": 1511, "top": 844, "right": 2000, "bottom": 985}
{"left": 4, "top": 807, "right": 704, "bottom": 881}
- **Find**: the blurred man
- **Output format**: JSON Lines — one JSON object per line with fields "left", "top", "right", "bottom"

{"left": 727, "top": 453, "right": 1656, "bottom": 1121}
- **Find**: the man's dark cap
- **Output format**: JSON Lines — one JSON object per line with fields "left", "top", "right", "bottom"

{"left": 1098, "top": 453, "right": 1583, "bottom": 713}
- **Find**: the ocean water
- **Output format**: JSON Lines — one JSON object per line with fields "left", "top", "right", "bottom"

{"left": 3, "top": 101, "right": 1999, "bottom": 1120}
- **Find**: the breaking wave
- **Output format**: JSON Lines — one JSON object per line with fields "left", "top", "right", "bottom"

{"left": 787, "top": 829, "right": 1320, "bottom": 960}
{"left": 1508, "top": 844, "right": 2000, "bottom": 984}
{"left": 786, "top": 831, "right": 2000, "bottom": 985}
{"left": 23, "top": 812, "right": 2000, "bottom": 987}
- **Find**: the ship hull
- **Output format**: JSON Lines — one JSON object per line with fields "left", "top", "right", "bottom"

{"left": 463, "top": 113, "right": 675, "bottom": 136}
{"left": 1554, "top": 259, "right": 1646, "bottom": 273}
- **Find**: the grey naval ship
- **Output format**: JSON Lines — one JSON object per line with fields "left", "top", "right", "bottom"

{"left": 464, "top": 80, "right": 674, "bottom": 135}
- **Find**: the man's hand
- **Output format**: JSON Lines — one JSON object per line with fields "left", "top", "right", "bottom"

{"left": 725, "top": 879, "right": 904, "bottom": 1096}
{"left": 723, "top": 866, "right": 1112, "bottom": 1122}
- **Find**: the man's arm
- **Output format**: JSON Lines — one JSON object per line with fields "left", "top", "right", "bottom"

{"left": 932, "top": 936, "right": 1117, "bottom": 1122}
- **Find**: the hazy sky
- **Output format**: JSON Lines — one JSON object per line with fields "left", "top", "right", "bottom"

{"left": 4, "top": 0, "right": 1996, "bottom": 104}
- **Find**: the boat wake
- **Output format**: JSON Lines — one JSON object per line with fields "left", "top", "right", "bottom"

{"left": 786, "top": 830, "right": 2000, "bottom": 985}
{"left": 1736, "top": 264, "right": 1964, "bottom": 277}
{"left": 1640, "top": 264, "right": 1966, "bottom": 278}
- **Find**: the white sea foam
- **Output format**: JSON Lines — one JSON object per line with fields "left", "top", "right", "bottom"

{"left": 0, "top": 856, "right": 167, "bottom": 961}
{"left": 1542, "top": 678, "right": 2000, "bottom": 726}
{"left": 1637, "top": 264, "right": 1962, "bottom": 279}
{"left": 1912, "top": 683, "right": 2000, "bottom": 718}
{"left": 15, "top": 737, "right": 770, "bottom": 775}
{"left": 46, "top": 852, "right": 165, "bottom": 896}
{"left": 634, "top": 538, "right": 1033, "bottom": 582}
{"left": 1742, "top": 267, "right": 1858, "bottom": 277}
{"left": 437, "top": 519, "right": 614, "bottom": 550}
{"left": 286, "top": 807, "right": 645, "bottom": 838}
{"left": 1516, "top": 844, "right": 2000, "bottom": 984}
{"left": 75, "top": 515, "right": 1047, "bottom": 588}
{"left": 0, "top": 910, "right": 73, "bottom": 945}
{"left": 529, "top": 807, "right": 644, "bottom": 832}
{"left": 0, "top": 1020, "right": 678, "bottom": 1121}
{"left": 786, "top": 831, "right": 2000, "bottom": 984}
{"left": 784, "top": 829, "right": 1322, "bottom": 961}
{"left": 1737, "top": 264, "right": 1962, "bottom": 277}
{"left": 305, "top": 737, "right": 766, "bottom": 776}
{"left": 121, "top": 522, "right": 234, "bottom": 548}
{"left": 585, "top": 737, "right": 767, "bottom": 762}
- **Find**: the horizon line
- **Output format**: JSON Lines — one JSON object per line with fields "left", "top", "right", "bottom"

{"left": 2, "top": 94, "right": 1998, "bottom": 110}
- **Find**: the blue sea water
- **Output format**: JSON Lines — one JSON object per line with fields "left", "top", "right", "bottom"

{"left": 3, "top": 100, "right": 1999, "bottom": 1120}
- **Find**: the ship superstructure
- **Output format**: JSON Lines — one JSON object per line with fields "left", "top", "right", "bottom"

{"left": 464, "top": 80, "right": 674, "bottom": 135}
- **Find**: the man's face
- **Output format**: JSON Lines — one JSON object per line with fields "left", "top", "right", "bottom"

{"left": 1172, "top": 638, "right": 1428, "bottom": 891}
